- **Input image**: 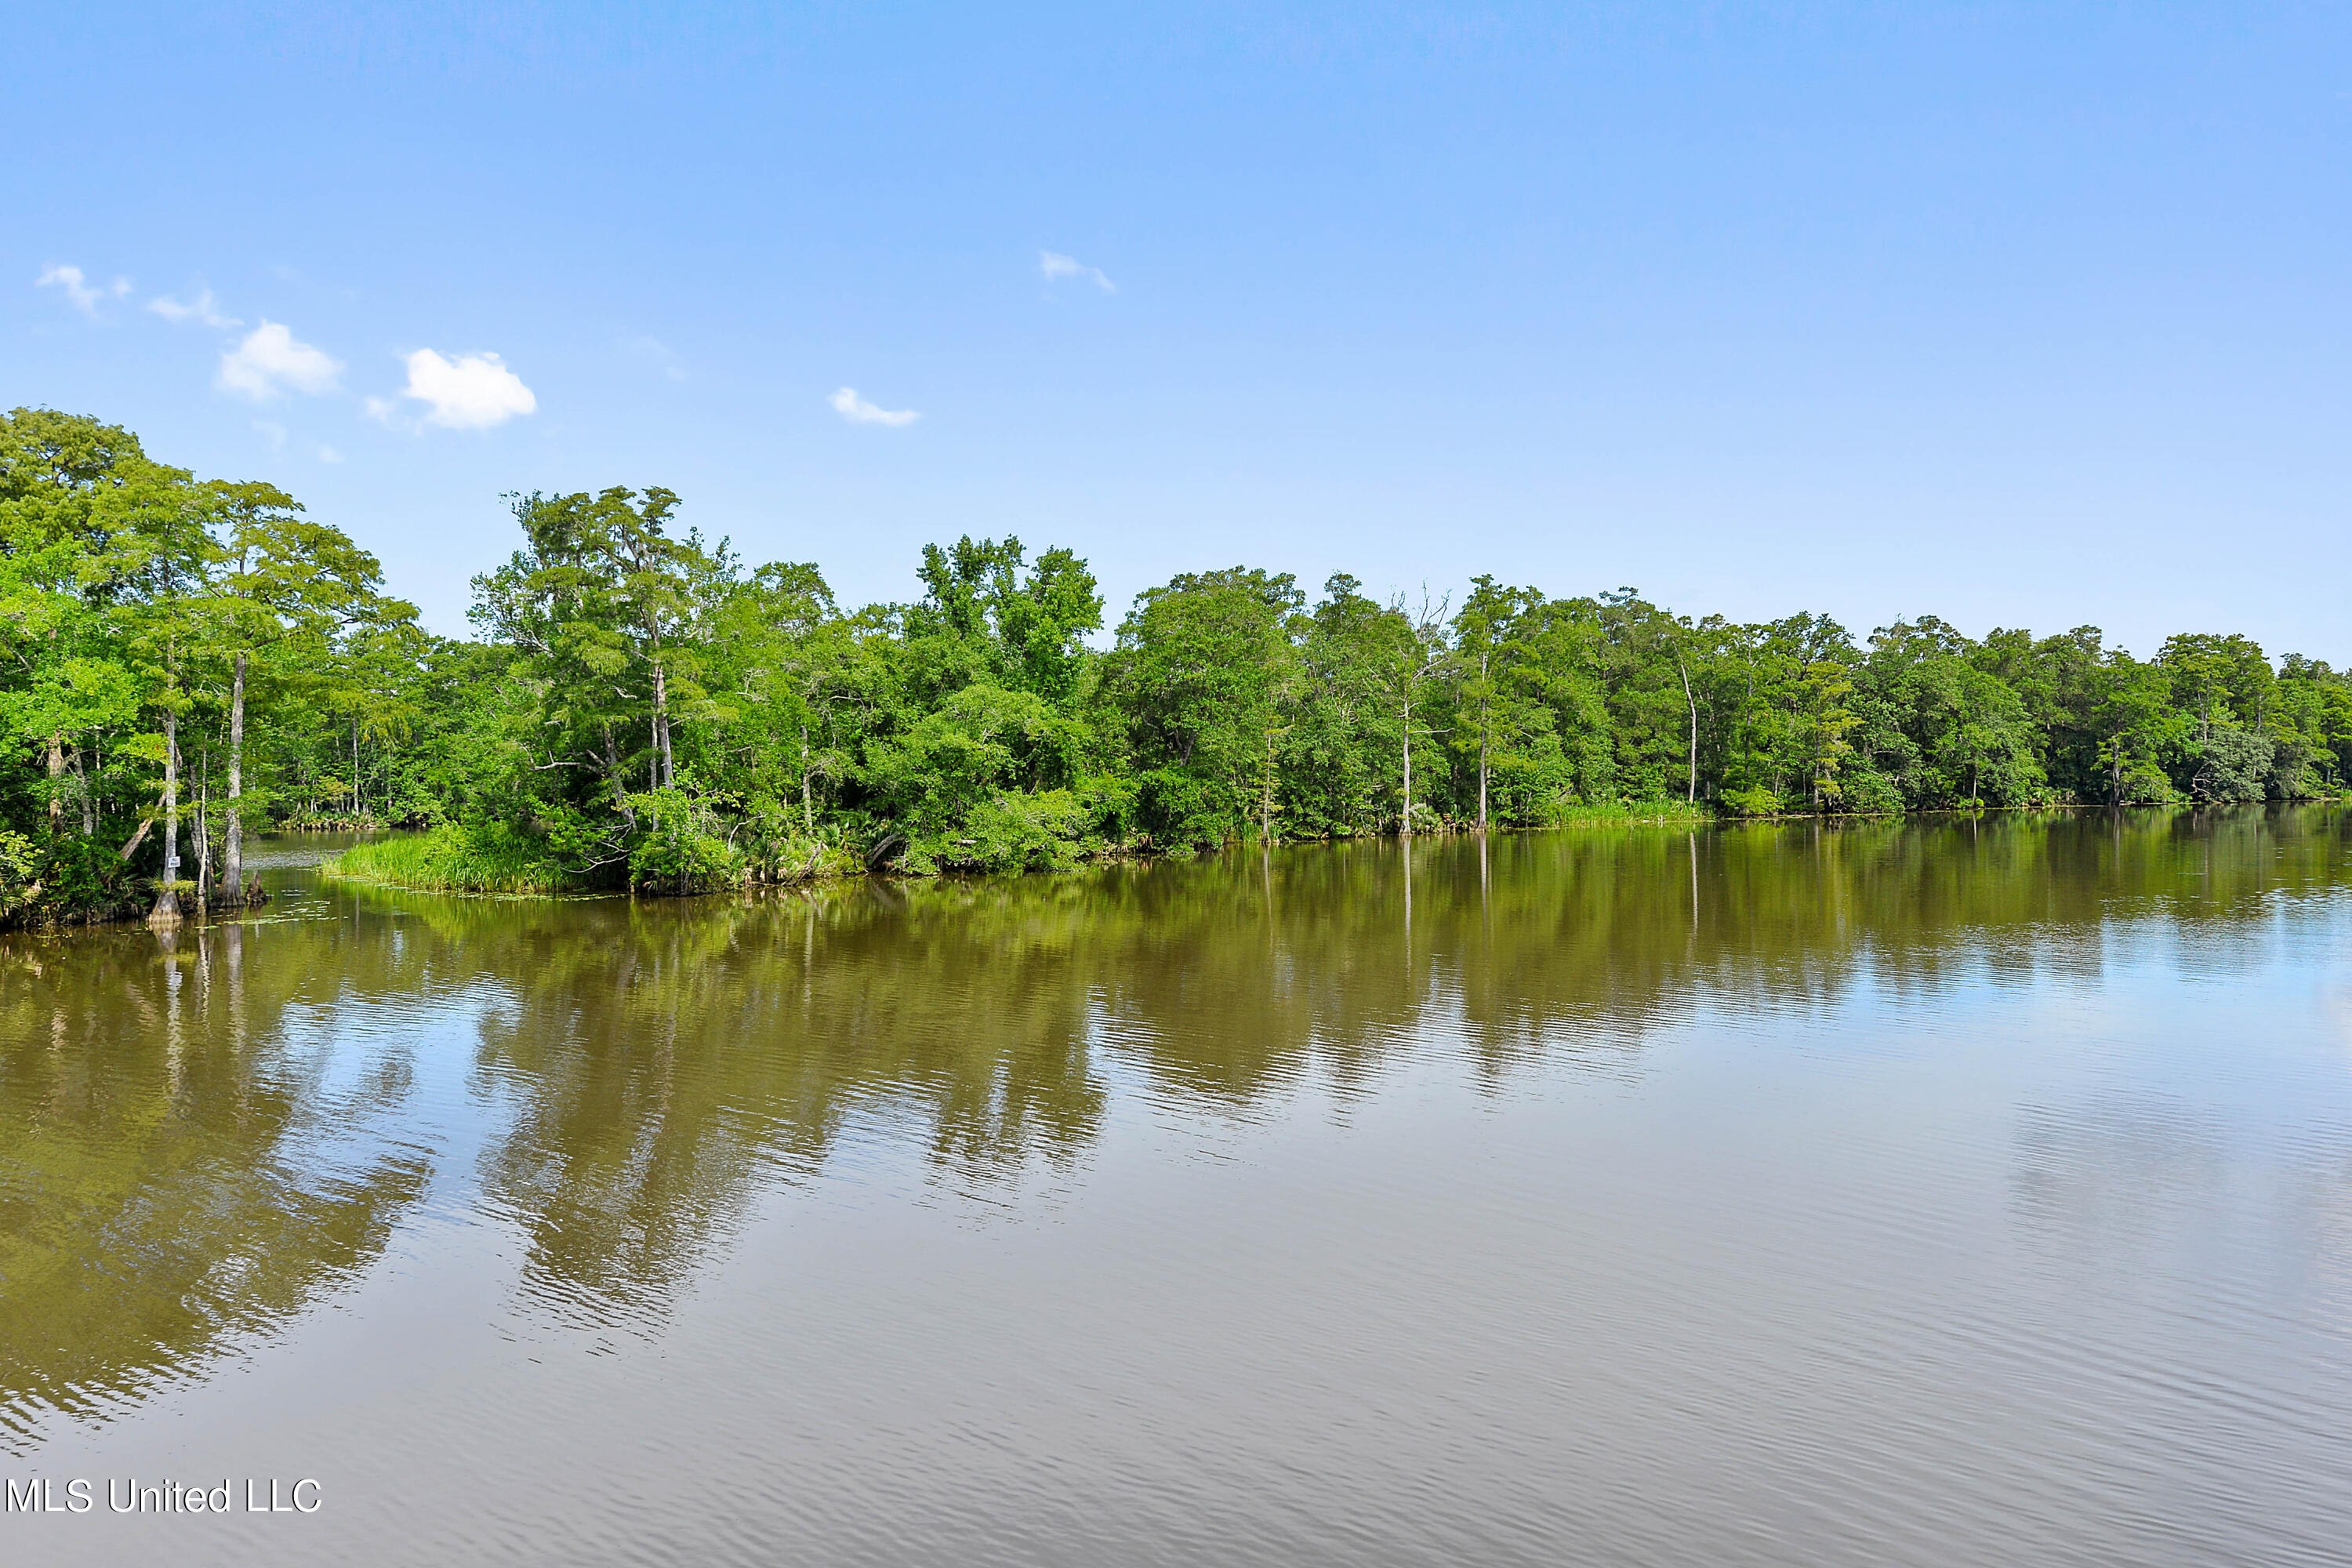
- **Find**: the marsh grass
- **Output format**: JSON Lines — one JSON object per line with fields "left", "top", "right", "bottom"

{"left": 1540, "top": 799, "right": 1717, "bottom": 828}
{"left": 321, "top": 826, "right": 583, "bottom": 895}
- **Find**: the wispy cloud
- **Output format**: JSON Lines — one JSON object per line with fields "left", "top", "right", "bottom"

{"left": 253, "top": 419, "right": 288, "bottom": 450}
{"left": 393, "top": 349, "right": 537, "bottom": 430}
{"left": 622, "top": 335, "right": 688, "bottom": 381}
{"left": 149, "top": 286, "right": 241, "bottom": 328}
{"left": 317, "top": 445, "right": 343, "bottom": 463}
{"left": 218, "top": 321, "right": 342, "bottom": 400}
{"left": 1040, "top": 251, "right": 1116, "bottom": 292}
{"left": 829, "top": 387, "right": 919, "bottom": 426}
{"left": 37, "top": 264, "right": 131, "bottom": 315}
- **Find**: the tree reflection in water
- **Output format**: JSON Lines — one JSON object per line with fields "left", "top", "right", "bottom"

{"left": 0, "top": 919, "right": 431, "bottom": 1447}
{"left": 454, "top": 804, "right": 2347, "bottom": 1323}
{"left": 2, "top": 805, "right": 2343, "bottom": 1437}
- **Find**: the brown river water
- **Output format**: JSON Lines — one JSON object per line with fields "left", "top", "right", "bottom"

{"left": 3, "top": 809, "right": 2350, "bottom": 1566}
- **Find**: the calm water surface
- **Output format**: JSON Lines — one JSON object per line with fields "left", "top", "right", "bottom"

{"left": 4, "top": 811, "right": 2350, "bottom": 1566}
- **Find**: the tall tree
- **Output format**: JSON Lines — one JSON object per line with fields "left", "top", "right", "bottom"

{"left": 1379, "top": 592, "right": 1450, "bottom": 834}
{"left": 204, "top": 481, "right": 405, "bottom": 902}
{"left": 0, "top": 409, "right": 202, "bottom": 837}
{"left": 1112, "top": 568, "right": 1302, "bottom": 847}
{"left": 470, "top": 488, "right": 730, "bottom": 854}
{"left": 1450, "top": 577, "right": 1544, "bottom": 833}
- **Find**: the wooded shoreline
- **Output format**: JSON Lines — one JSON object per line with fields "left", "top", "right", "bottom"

{"left": 7, "top": 406, "right": 2348, "bottom": 927}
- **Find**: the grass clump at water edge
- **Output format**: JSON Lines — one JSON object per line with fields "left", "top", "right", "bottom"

{"left": 321, "top": 824, "right": 584, "bottom": 895}
{"left": 1537, "top": 798, "right": 1717, "bottom": 828}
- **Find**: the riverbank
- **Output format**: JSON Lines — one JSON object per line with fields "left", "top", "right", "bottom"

{"left": 349, "top": 794, "right": 2287, "bottom": 898}
{"left": 316, "top": 796, "right": 2352, "bottom": 899}
{"left": 19, "top": 796, "right": 2337, "bottom": 919}
{"left": 318, "top": 802, "right": 1728, "bottom": 896}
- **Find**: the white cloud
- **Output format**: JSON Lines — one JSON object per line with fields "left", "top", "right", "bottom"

{"left": 149, "top": 286, "right": 241, "bottom": 328}
{"left": 218, "top": 321, "right": 342, "bottom": 400}
{"left": 317, "top": 445, "right": 343, "bottom": 463}
{"left": 37, "top": 264, "right": 130, "bottom": 314}
{"left": 829, "top": 387, "right": 919, "bottom": 426}
{"left": 394, "top": 349, "right": 536, "bottom": 429}
{"left": 1040, "top": 251, "right": 1115, "bottom": 292}
{"left": 363, "top": 395, "right": 397, "bottom": 424}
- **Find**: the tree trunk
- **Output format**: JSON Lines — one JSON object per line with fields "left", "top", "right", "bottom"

{"left": 1261, "top": 728, "right": 1277, "bottom": 843}
{"left": 69, "top": 746, "right": 95, "bottom": 835}
{"left": 195, "top": 759, "right": 211, "bottom": 912}
{"left": 1678, "top": 655, "right": 1698, "bottom": 805}
{"left": 224, "top": 650, "right": 245, "bottom": 906}
{"left": 118, "top": 816, "right": 154, "bottom": 860}
{"left": 1477, "top": 655, "right": 1490, "bottom": 835}
{"left": 652, "top": 658, "right": 673, "bottom": 789}
{"left": 46, "top": 731, "right": 64, "bottom": 829}
{"left": 1400, "top": 691, "right": 1414, "bottom": 837}
{"left": 118, "top": 779, "right": 169, "bottom": 860}
{"left": 799, "top": 724, "right": 815, "bottom": 835}
{"left": 151, "top": 708, "right": 183, "bottom": 925}
{"left": 1743, "top": 669, "right": 1755, "bottom": 785}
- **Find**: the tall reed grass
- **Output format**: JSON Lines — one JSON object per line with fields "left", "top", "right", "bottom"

{"left": 1540, "top": 799, "right": 1717, "bottom": 828}
{"left": 321, "top": 826, "right": 582, "bottom": 895}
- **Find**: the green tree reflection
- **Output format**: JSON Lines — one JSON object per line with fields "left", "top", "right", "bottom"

{"left": 434, "top": 805, "right": 2346, "bottom": 1324}
{"left": 0, "top": 920, "right": 430, "bottom": 1448}
{"left": 3, "top": 807, "right": 2342, "bottom": 1408}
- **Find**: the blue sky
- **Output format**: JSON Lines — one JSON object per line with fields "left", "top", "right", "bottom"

{"left": 9, "top": 3, "right": 2348, "bottom": 655}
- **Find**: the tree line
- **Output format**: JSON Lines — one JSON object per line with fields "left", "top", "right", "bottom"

{"left": 5, "top": 407, "right": 2347, "bottom": 917}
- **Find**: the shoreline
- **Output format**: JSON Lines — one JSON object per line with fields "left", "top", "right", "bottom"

{"left": 314, "top": 797, "right": 2342, "bottom": 901}
{"left": 14, "top": 798, "right": 2339, "bottom": 928}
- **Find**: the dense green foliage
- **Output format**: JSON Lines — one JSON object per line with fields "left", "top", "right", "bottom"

{"left": 5, "top": 408, "right": 2347, "bottom": 917}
